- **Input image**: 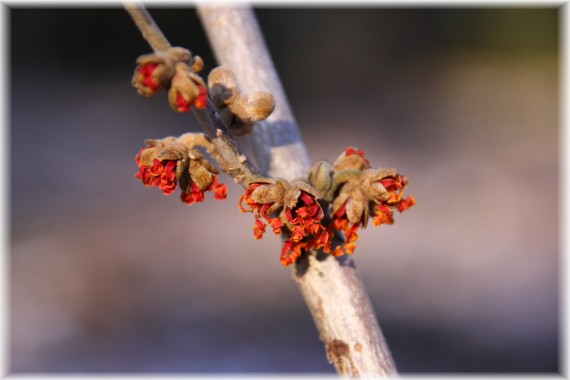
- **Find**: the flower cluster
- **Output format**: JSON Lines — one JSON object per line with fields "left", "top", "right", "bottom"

{"left": 321, "top": 147, "right": 415, "bottom": 256}
{"left": 239, "top": 180, "right": 329, "bottom": 266}
{"left": 132, "top": 47, "right": 207, "bottom": 112}
{"left": 238, "top": 147, "right": 415, "bottom": 266}
{"left": 134, "top": 135, "right": 227, "bottom": 205}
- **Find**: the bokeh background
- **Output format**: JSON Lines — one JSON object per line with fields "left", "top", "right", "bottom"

{"left": 9, "top": 5, "right": 559, "bottom": 374}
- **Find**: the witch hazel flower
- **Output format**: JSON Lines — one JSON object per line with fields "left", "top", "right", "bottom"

{"left": 134, "top": 138, "right": 183, "bottom": 194}
{"left": 132, "top": 48, "right": 191, "bottom": 97}
{"left": 371, "top": 174, "right": 416, "bottom": 226}
{"left": 239, "top": 179, "right": 287, "bottom": 240}
{"left": 179, "top": 151, "right": 227, "bottom": 205}
{"left": 134, "top": 137, "right": 226, "bottom": 206}
{"left": 279, "top": 183, "right": 329, "bottom": 266}
{"left": 132, "top": 53, "right": 175, "bottom": 97}
{"left": 132, "top": 47, "right": 206, "bottom": 108}
{"left": 319, "top": 148, "right": 415, "bottom": 257}
{"left": 168, "top": 63, "right": 208, "bottom": 112}
{"left": 239, "top": 179, "right": 329, "bottom": 266}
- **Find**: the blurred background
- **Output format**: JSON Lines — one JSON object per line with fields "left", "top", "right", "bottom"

{"left": 9, "top": 5, "right": 559, "bottom": 374}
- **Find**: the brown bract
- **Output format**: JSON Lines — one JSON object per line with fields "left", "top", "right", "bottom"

{"left": 332, "top": 168, "right": 397, "bottom": 227}
{"left": 132, "top": 47, "right": 195, "bottom": 97}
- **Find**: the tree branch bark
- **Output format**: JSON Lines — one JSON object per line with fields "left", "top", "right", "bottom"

{"left": 196, "top": 5, "right": 397, "bottom": 377}
{"left": 127, "top": 3, "right": 398, "bottom": 377}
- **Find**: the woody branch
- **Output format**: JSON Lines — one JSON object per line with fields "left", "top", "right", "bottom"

{"left": 126, "top": 3, "right": 413, "bottom": 377}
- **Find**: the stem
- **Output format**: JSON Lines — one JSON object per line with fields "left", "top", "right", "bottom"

{"left": 126, "top": 3, "right": 398, "bottom": 377}
{"left": 126, "top": 3, "right": 259, "bottom": 187}
{"left": 124, "top": 3, "right": 171, "bottom": 52}
{"left": 198, "top": 6, "right": 397, "bottom": 378}
{"left": 197, "top": 6, "right": 310, "bottom": 181}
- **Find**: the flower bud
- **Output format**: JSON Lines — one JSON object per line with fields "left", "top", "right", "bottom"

{"left": 228, "top": 92, "right": 275, "bottom": 126}
{"left": 308, "top": 161, "right": 332, "bottom": 197}
{"left": 208, "top": 66, "right": 240, "bottom": 108}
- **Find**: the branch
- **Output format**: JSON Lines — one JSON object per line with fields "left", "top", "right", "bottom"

{"left": 127, "top": 3, "right": 398, "bottom": 377}
{"left": 197, "top": 6, "right": 397, "bottom": 377}
{"left": 126, "top": 3, "right": 259, "bottom": 187}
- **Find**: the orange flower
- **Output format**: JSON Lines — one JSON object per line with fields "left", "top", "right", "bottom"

{"left": 176, "top": 85, "right": 208, "bottom": 112}
{"left": 135, "top": 144, "right": 227, "bottom": 206}
{"left": 327, "top": 201, "right": 362, "bottom": 255}
{"left": 180, "top": 175, "right": 226, "bottom": 206}
{"left": 209, "top": 176, "right": 227, "bottom": 200}
{"left": 139, "top": 63, "right": 160, "bottom": 92}
{"left": 371, "top": 204, "right": 394, "bottom": 227}
{"left": 284, "top": 191, "right": 325, "bottom": 240}
{"left": 280, "top": 240, "right": 307, "bottom": 267}
{"left": 135, "top": 148, "right": 178, "bottom": 195}
{"left": 240, "top": 181, "right": 330, "bottom": 266}
{"left": 371, "top": 175, "right": 414, "bottom": 225}
{"left": 239, "top": 181, "right": 285, "bottom": 239}
{"left": 180, "top": 181, "right": 205, "bottom": 205}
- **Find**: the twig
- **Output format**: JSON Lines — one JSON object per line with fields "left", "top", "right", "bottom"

{"left": 126, "top": 3, "right": 259, "bottom": 187}
{"left": 197, "top": 6, "right": 398, "bottom": 377}
{"left": 126, "top": 3, "right": 398, "bottom": 377}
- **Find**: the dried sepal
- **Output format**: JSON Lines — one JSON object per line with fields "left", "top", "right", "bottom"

{"left": 190, "top": 56, "right": 204, "bottom": 73}
{"left": 332, "top": 146, "right": 371, "bottom": 172}
{"left": 165, "top": 47, "right": 192, "bottom": 65}
{"left": 168, "top": 63, "right": 208, "bottom": 112}
{"left": 360, "top": 168, "right": 398, "bottom": 203}
{"left": 239, "top": 178, "right": 287, "bottom": 216}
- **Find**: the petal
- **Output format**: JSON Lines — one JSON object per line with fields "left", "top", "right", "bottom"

{"left": 192, "top": 85, "right": 208, "bottom": 110}
{"left": 175, "top": 92, "right": 191, "bottom": 112}
{"left": 253, "top": 219, "right": 266, "bottom": 240}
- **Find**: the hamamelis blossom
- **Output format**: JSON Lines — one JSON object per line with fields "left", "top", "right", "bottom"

{"left": 180, "top": 175, "right": 226, "bottom": 205}
{"left": 174, "top": 85, "right": 208, "bottom": 112}
{"left": 239, "top": 180, "right": 329, "bottom": 266}
{"left": 279, "top": 189, "right": 329, "bottom": 266}
{"left": 135, "top": 143, "right": 227, "bottom": 206}
{"left": 239, "top": 180, "right": 285, "bottom": 240}
{"left": 135, "top": 148, "right": 178, "bottom": 195}
{"left": 327, "top": 202, "right": 360, "bottom": 256}
{"left": 132, "top": 56, "right": 175, "bottom": 97}
{"left": 139, "top": 63, "right": 160, "bottom": 92}
{"left": 371, "top": 174, "right": 415, "bottom": 225}
{"left": 168, "top": 63, "right": 208, "bottom": 113}
{"left": 324, "top": 148, "right": 415, "bottom": 257}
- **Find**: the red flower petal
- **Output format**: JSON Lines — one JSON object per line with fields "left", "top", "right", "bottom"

{"left": 253, "top": 219, "right": 266, "bottom": 240}
{"left": 291, "top": 226, "right": 305, "bottom": 242}
{"left": 175, "top": 92, "right": 191, "bottom": 112}
{"left": 210, "top": 176, "right": 227, "bottom": 200}
{"left": 269, "top": 218, "right": 284, "bottom": 234}
{"left": 192, "top": 85, "right": 207, "bottom": 110}
{"left": 138, "top": 63, "right": 160, "bottom": 92}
